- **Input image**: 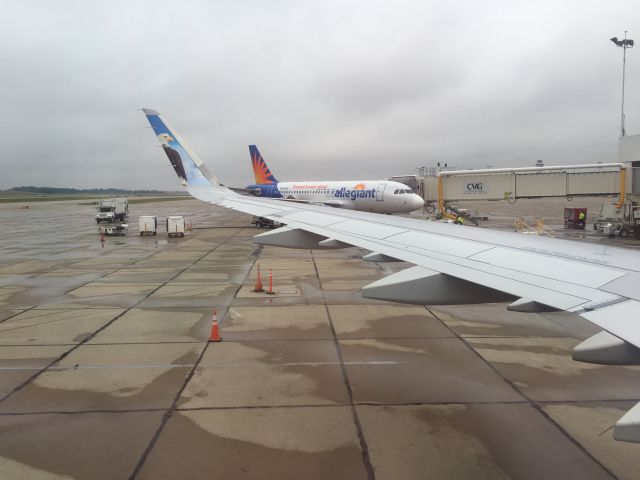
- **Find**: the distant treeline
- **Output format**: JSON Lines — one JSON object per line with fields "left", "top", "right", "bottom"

{"left": 9, "top": 186, "right": 184, "bottom": 195}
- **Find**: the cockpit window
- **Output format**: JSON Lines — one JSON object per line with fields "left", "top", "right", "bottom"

{"left": 393, "top": 189, "right": 398, "bottom": 194}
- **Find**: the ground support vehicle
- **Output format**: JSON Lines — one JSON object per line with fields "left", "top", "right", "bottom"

{"left": 99, "top": 223, "right": 128, "bottom": 236}
{"left": 95, "top": 198, "right": 129, "bottom": 223}
{"left": 594, "top": 201, "right": 639, "bottom": 238}
{"left": 564, "top": 207, "right": 587, "bottom": 229}
{"left": 253, "top": 216, "right": 283, "bottom": 229}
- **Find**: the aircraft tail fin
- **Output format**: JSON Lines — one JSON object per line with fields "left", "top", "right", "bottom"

{"left": 250, "top": 145, "right": 278, "bottom": 185}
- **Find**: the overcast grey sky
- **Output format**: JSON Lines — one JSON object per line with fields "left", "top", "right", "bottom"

{"left": 0, "top": 0, "right": 638, "bottom": 190}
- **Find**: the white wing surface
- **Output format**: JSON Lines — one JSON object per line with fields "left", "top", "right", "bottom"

{"left": 142, "top": 108, "right": 640, "bottom": 442}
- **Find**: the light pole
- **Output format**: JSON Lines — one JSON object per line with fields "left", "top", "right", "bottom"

{"left": 610, "top": 32, "right": 634, "bottom": 137}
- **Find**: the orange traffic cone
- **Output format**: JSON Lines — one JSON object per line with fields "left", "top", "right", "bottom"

{"left": 266, "top": 268, "right": 276, "bottom": 295}
{"left": 209, "top": 310, "right": 221, "bottom": 342}
{"left": 253, "top": 263, "right": 264, "bottom": 292}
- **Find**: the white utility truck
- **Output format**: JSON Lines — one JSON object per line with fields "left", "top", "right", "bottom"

{"left": 594, "top": 201, "right": 639, "bottom": 238}
{"left": 95, "top": 198, "right": 129, "bottom": 223}
{"left": 139, "top": 216, "right": 158, "bottom": 236}
{"left": 166, "top": 216, "right": 185, "bottom": 237}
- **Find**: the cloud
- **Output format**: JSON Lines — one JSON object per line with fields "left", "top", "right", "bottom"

{"left": 0, "top": 0, "right": 637, "bottom": 189}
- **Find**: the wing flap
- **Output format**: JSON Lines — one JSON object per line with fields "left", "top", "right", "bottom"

{"left": 469, "top": 247, "right": 625, "bottom": 288}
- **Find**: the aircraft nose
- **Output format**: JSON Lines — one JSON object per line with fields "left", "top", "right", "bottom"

{"left": 412, "top": 195, "right": 424, "bottom": 210}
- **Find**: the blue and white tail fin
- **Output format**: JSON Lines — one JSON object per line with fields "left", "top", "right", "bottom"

{"left": 249, "top": 145, "right": 278, "bottom": 185}
{"left": 142, "top": 108, "right": 221, "bottom": 188}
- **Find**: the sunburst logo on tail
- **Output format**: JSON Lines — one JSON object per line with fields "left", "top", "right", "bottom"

{"left": 250, "top": 146, "right": 278, "bottom": 184}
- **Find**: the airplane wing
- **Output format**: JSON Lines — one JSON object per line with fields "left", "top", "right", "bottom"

{"left": 142, "top": 108, "right": 640, "bottom": 442}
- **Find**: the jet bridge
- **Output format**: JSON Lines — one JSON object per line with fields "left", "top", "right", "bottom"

{"left": 419, "top": 163, "right": 629, "bottom": 218}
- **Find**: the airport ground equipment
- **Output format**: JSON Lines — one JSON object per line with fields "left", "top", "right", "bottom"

{"left": 99, "top": 223, "right": 127, "bottom": 236}
{"left": 95, "top": 198, "right": 129, "bottom": 223}
{"left": 514, "top": 218, "right": 554, "bottom": 237}
{"left": 166, "top": 216, "right": 185, "bottom": 237}
{"left": 388, "top": 175, "right": 420, "bottom": 194}
{"left": 253, "top": 216, "right": 283, "bottom": 229}
{"left": 209, "top": 310, "right": 221, "bottom": 342}
{"left": 593, "top": 201, "right": 639, "bottom": 238}
{"left": 417, "top": 163, "right": 626, "bottom": 219}
{"left": 143, "top": 108, "right": 640, "bottom": 444}
{"left": 563, "top": 208, "right": 587, "bottom": 229}
{"left": 138, "top": 215, "right": 157, "bottom": 235}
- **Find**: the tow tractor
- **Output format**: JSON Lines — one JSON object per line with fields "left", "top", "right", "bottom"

{"left": 98, "top": 222, "right": 128, "bottom": 236}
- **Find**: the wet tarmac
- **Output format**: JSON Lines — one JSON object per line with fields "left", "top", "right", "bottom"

{"left": 0, "top": 198, "right": 639, "bottom": 479}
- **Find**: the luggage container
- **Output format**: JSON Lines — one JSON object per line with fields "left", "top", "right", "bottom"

{"left": 139, "top": 216, "right": 157, "bottom": 236}
{"left": 166, "top": 216, "right": 185, "bottom": 237}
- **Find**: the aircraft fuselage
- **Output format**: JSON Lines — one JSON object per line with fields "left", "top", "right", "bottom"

{"left": 245, "top": 180, "right": 424, "bottom": 214}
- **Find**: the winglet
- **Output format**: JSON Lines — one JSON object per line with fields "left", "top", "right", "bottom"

{"left": 141, "top": 107, "right": 160, "bottom": 116}
{"left": 249, "top": 145, "right": 278, "bottom": 185}
{"left": 142, "top": 108, "right": 234, "bottom": 202}
{"left": 142, "top": 108, "right": 218, "bottom": 187}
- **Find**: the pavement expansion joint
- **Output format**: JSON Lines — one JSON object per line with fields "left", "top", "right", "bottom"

{"left": 0, "top": 229, "right": 244, "bottom": 406}
{"left": 312, "top": 251, "right": 376, "bottom": 480}
{"left": 3, "top": 211, "right": 640, "bottom": 479}
{"left": 128, "top": 229, "right": 261, "bottom": 479}
{"left": 425, "top": 305, "right": 619, "bottom": 479}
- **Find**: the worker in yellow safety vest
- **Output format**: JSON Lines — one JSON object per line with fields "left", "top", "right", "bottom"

{"left": 578, "top": 211, "right": 586, "bottom": 228}
{"left": 456, "top": 216, "right": 465, "bottom": 225}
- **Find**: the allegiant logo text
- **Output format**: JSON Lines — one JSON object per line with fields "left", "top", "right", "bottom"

{"left": 335, "top": 187, "right": 377, "bottom": 200}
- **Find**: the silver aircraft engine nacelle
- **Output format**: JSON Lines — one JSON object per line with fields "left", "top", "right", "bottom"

{"left": 361, "top": 266, "right": 515, "bottom": 305}
{"left": 253, "top": 226, "right": 342, "bottom": 250}
{"left": 572, "top": 331, "right": 640, "bottom": 365}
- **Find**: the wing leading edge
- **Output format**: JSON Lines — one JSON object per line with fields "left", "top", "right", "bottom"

{"left": 142, "top": 109, "right": 640, "bottom": 442}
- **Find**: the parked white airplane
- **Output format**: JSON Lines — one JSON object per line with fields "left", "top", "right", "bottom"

{"left": 244, "top": 145, "right": 424, "bottom": 214}
{"left": 142, "top": 108, "right": 640, "bottom": 443}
